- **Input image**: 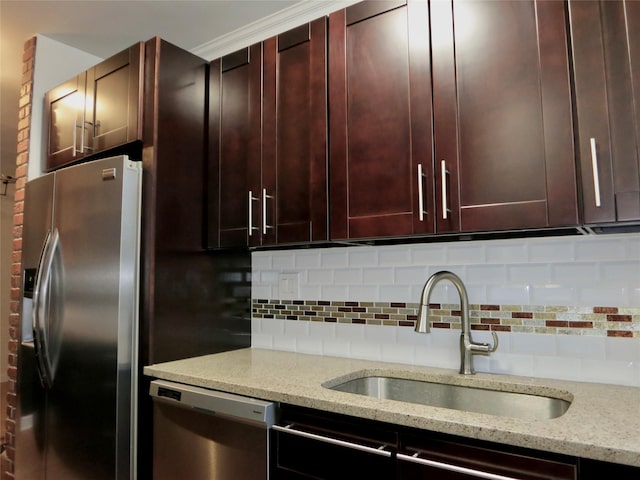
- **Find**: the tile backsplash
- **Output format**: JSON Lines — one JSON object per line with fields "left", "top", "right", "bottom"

{"left": 251, "top": 233, "right": 640, "bottom": 386}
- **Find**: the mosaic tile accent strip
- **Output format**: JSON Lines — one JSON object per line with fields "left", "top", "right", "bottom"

{"left": 252, "top": 300, "right": 640, "bottom": 338}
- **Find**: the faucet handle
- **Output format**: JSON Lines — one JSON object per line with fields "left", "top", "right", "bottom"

{"left": 488, "top": 331, "right": 499, "bottom": 353}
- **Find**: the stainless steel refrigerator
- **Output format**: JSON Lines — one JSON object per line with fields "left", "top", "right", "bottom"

{"left": 16, "top": 155, "right": 142, "bottom": 480}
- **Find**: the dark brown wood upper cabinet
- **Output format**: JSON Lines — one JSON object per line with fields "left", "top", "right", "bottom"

{"left": 570, "top": 0, "right": 640, "bottom": 225}
{"left": 86, "top": 43, "right": 144, "bottom": 154}
{"left": 208, "top": 19, "right": 328, "bottom": 248}
{"left": 45, "top": 73, "right": 87, "bottom": 171}
{"left": 262, "top": 18, "right": 328, "bottom": 245}
{"left": 330, "top": 0, "right": 578, "bottom": 241}
{"left": 208, "top": 44, "right": 262, "bottom": 249}
{"left": 44, "top": 43, "right": 144, "bottom": 171}
{"left": 329, "top": 0, "right": 434, "bottom": 240}
{"left": 432, "top": 0, "right": 578, "bottom": 234}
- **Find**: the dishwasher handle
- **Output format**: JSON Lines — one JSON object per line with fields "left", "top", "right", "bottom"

{"left": 149, "top": 379, "right": 276, "bottom": 427}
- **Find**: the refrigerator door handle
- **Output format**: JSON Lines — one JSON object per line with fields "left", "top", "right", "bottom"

{"left": 32, "top": 228, "right": 59, "bottom": 389}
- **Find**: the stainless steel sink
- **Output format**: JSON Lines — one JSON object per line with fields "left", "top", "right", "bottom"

{"left": 326, "top": 376, "right": 571, "bottom": 420}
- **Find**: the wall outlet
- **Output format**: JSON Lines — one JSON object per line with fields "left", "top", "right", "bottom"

{"left": 278, "top": 273, "right": 299, "bottom": 298}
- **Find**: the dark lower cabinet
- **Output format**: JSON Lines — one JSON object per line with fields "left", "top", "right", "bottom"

{"left": 398, "top": 433, "right": 576, "bottom": 480}
{"left": 273, "top": 405, "right": 639, "bottom": 480}
{"left": 273, "top": 404, "right": 397, "bottom": 479}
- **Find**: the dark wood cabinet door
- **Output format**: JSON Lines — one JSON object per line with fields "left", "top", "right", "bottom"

{"left": 329, "top": 0, "right": 434, "bottom": 240}
{"left": 208, "top": 45, "right": 262, "bottom": 248}
{"left": 570, "top": 0, "right": 640, "bottom": 224}
{"left": 432, "top": 0, "right": 578, "bottom": 233}
{"left": 85, "top": 43, "right": 144, "bottom": 154}
{"left": 262, "top": 19, "right": 328, "bottom": 245}
{"left": 44, "top": 74, "right": 87, "bottom": 171}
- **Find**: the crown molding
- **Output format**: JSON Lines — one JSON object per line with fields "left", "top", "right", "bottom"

{"left": 191, "top": 0, "right": 359, "bottom": 60}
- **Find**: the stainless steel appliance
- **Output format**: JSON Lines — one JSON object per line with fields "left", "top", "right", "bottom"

{"left": 149, "top": 379, "right": 276, "bottom": 480}
{"left": 16, "top": 156, "right": 142, "bottom": 480}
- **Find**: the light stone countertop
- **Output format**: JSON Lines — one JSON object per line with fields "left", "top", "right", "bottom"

{"left": 144, "top": 348, "right": 640, "bottom": 467}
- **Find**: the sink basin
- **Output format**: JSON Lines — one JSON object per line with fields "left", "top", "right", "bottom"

{"left": 326, "top": 376, "right": 571, "bottom": 420}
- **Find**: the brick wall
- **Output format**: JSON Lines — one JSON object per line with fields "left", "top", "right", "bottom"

{"left": 3, "top": 36, "right": 36, "bottom": 480}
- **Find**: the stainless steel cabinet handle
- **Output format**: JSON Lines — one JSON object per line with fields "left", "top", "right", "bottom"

{"left": 248, "top": 190, "right": 259, "bottom": 237}
{"left": 589, "top": 138, "right": 601, "bottom": 207}
{"left": 418, "top": 164, "right": 427, "bottom": 221}
{"left": 441, "top": 160, "right": 451, "bottom": 220}
{"left": 262, "top": 188, "right": 274, "bottom": 235}
{"left": 398, "top": 453, "right": 521, "bottom": 480}
{"left": 72, "top": 118, "right": 78, "bottom": 157}
{"left": 273, "top": 424, "right": 392, "bottom": 458}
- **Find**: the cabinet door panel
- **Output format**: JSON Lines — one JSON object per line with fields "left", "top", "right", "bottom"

{"left": 208, "top": 45, "right": 262, "bottom": 248}
{"left": 434, "top": 0, "right": 577, "bottom": 232}
{"left": 571, "top": 0, "right": 640, "bottom": 223}
{"left": 45, "top": 74, "right": 86, "bottom": 171}
{"left": 86, "top": 43, "right": 143, "bottom": 153}
{"left": 263, "top": 19, "right": 328, "bottom": 245}
{"left": 329, "top": 0, "right": 433, "bottom": 240}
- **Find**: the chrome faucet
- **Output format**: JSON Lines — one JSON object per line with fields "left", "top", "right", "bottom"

{"left": 415, "top": 271, "right": 498, "bottom": 375}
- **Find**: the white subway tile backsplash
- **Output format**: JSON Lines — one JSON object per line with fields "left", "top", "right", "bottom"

{"left": 252, "top": 253, "right": 273, "bottom": 269}
{"left": 510, "top": 333, "right": 556, "bottom": 356}
{"left": 575, "top": 238, "right": 628, "bottom": 261}
{"left": 556, "top": 335, "right": 606, "bottom": 360}
{"left": 272, "top": 253, "right": 296, "bottom": 269}
{"left": 528, "top": 239, "right": 575, "bottom": 263}
{"left": 334, "top": 268, "right": 363, "bottom": 285}
{"left": 350, "top": 341, "right": 382, "bottom": 361}
{"left": 466, "top": 265, "right": 506, "bottom": 284}
{"left": 379, "top": 284, "right": 413, "bottom": 302}
{"left": 379, "top": 247, "right": 412, "bottom": 265}
{"left": 336, "top": 322, "right": 366, "bottom": 341}
{"left": 533, "top": 356, "right": 583, "bottom": 382}
{"left": 577, "top": 286, "right": 628, "bottom": 307}
{"left": 412, "top": 245, "right": 447, "bottom": 265}
{"left": 308, "top": 269, "right": 333, "bottom": 285}
{"left": 394, "top": 266, "right": 429, "bottom": 284}
{"left": 580, "top": 359, "right": 638, "bottom": 386}
{"left": 486, "top": 241, "right": 528, "bottom": 263}
{"left": 321, "top": 250, "right": 349, "bottom": 267}
{"left": 446, "top": 244, "right": 486, "bottom": 264}
{"left": 487, "top": 284, "right": 530, "bottom": 305}
{"left": 551, "top": 263, "right": 600, "bottom": 284}
{"left": 348, "top": 285, "right": 380, "bottom": 301}
{"left": 363, "top": 267, "right": 395, "bottom": 284}
{"left": 252, "top": 285, "right": 274, "bottom": 300}
{"left": 508, "top": 264, "right": 550, "bottom": 284}
{"left": 348, "top": 248, "right": 378, "bottom": 267}
{"left": 252, "top": 233, "right": 640, "bottom": 386}
{"left": 294, "top": 252, "right": 322, "bottom": 268}
{"left": 530, "top": 285, "right": 576, "bottom": 305}
{"left": 316, "top": 285, "right": 342, "bottom": 300}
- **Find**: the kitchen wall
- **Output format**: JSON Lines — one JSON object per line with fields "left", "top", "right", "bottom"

{"left": 252, "top": 233, "right": 640, "bottom": 387}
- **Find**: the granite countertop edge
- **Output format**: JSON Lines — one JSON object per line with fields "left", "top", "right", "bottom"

{"left": 143, "top": 348, "right": 640, "bottom": 468}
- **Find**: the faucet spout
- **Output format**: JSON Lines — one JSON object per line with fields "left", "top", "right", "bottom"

{"left": 415, "top": 270, "right": 498, "bottom": 374}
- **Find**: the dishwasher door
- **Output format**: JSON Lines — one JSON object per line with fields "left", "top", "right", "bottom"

{"left": 150, "top": 380, "right": 276, "bottom": 480}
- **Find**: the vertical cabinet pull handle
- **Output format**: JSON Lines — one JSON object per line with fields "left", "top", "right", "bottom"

{"left": 72, "top": 118, "right": 78, "bottom": 157}
{"left": 262, "top": 188, "right": 274, "bottom": 235}
{"left": 248, "top": 190, "right": 260, "bottom": 237}
{"left": 441, "top": 160, "right": 451, "bottom": 220}
{"left": 589, "top": 138, "right": 601, "bottom": 207}
{"left": 418, "top": 164, "right": 427, "bottom": 221}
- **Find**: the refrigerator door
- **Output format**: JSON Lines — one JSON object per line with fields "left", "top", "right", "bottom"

{"left": 17, "top": 156, "right": 141, "bottom": 480}
{"left": 16, "top": 172, "right": 55, "bottom": 480}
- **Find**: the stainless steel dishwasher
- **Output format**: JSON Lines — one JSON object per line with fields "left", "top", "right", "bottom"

{"left": 149, "top": 379, "right": 276, "bottom": 480}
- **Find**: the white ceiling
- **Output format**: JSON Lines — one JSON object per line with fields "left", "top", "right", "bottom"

{"left": 0, "top": 0, "right": 312, "bottom": 174}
